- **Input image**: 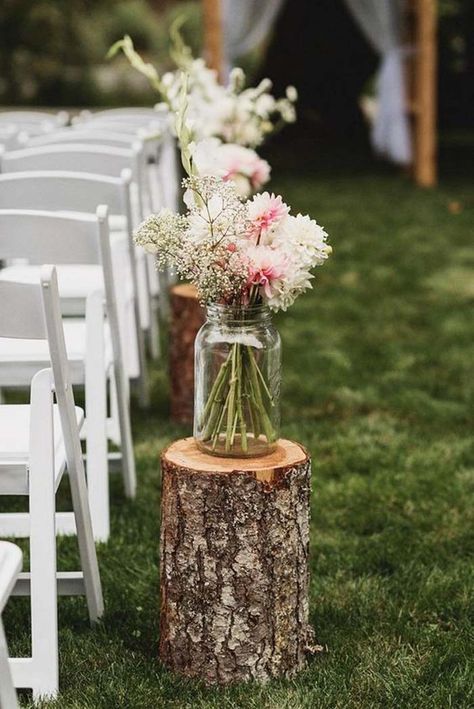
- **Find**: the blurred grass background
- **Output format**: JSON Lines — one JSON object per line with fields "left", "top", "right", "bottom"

{"left": 3, "top": 139, "right": 473, "bottom": 707}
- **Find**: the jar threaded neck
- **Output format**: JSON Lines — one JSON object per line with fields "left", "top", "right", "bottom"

{"left": 205, "top": 303, "right": 272, "bottom": 326}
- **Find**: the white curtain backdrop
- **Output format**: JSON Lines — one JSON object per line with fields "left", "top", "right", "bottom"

{"left": 220, "top": 0, "right": 412, "bottom": 165}
{"left": 344, "top": 0, "right": 412, "bottom": 164}
{"left": 221, "top": 0, "right": 285, "bottom": 69}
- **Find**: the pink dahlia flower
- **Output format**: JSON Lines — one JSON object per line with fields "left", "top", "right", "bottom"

{"left": 246, "top": 245, "right": 287, "bottom": 299}
{"left": 246, "top": 192, "right": 290, "bottom": 241}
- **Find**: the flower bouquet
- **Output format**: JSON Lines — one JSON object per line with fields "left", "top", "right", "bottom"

{"left": 108, "top": 28, "right": 297, "bottom": 148}
{"left": 135, "top": 177, "right": 331, "bottom": 457}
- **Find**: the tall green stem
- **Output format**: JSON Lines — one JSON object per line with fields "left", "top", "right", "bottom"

{"left": 199, "top": 342, "right": 276, "bottom": 455}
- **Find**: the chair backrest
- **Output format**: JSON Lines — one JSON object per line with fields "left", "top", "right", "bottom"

{"left": 73, "top": 118, "right": 163, "bottom": 137}
{"left": 0, "top": 110, "right": 68, "bottom": 127}
{"left": 0, "top": 278, "right": 49, "bottom": 340}
{"left": 24, "top": 129, "right": 137, "bottom": 149}
{"left": 0, "top": 170, "right": 131, "bottom": 218}
{"left": 80, "top": 107, "right": 158, "bottom": 120}
{"left": 1, "top": 143, "right": 141, "bottom": 182}
{"left": 22, "top": 129, "right": 162, "bottom": 166}
{"left": 0, "top": 209, "right": 101, "bottom": 266}
{"left": 0, "top": 543, "right": 22, "bottom": 614}
{"left": 0, "top": 267, "right": 71, "bottom": 391}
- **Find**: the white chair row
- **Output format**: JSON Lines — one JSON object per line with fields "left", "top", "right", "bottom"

{"left": 0, "top": 143, "right": 155, "bottom": 399}
{"left": 0, "top": 106, "right": 180, "bottom": 699}
{"left": 0, "top": 206, "right": 135, "bottom": 541}
{"left": 1, "top": 141, "right": 167, "bottom": 362}
{"left": 1, "top": 107, "right": 180, "bottom": 327}
{"left": 0, "top": 268, "right": 103, "bottom": 700}
{"left": 0, "top": 169, "right": 146, "bottom": 395}
{"left": 76, "top": 108, "right": 180, "bottom": 311}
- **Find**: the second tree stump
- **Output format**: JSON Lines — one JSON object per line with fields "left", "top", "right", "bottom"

{"left": 159, "top": 437, "right": 313, "bottom": 684}
{"left": 169, "top": 284, "right": 205, "bottom": 424}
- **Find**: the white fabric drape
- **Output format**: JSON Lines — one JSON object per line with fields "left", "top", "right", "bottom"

{"left": 221, "top": 0, "right": 285, "bottom": 67}
{"left": 344, "top": 0, "right": 412, "bottom": 164}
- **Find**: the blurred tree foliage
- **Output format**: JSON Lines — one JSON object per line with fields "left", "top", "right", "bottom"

{"left": 1, "top": 0, "right": 472, "bottom": 125}
{"left": 0, "top": 0, "right": 107, "bottom": 105}
{"left": 0, "top": 0, "right": 202, "bottom": 107}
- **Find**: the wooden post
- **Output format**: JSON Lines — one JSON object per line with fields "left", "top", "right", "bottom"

{"left": 202, "top": 0, "right": 224, "bottom": 81}
{"left": 169, "top": 284, "right": 205, "bottom": 425}
{"left": 414, "top": 0, "right": 437, "bottom": 187}
{"left": 159, "top": 437, "right": 313, "bottom": 683}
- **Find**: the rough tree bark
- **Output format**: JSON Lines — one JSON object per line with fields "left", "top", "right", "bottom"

{"left": 169, "top": 284, "right": 205, "bottom": 425}
{"left": 159, "top": 437, "right": 313, "bottom": 684}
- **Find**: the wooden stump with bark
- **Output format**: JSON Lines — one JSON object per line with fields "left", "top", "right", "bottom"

{"left": 169, "top": 284, "right": 205, "bottom": 425}
{"left": 159, "top": 437, "right": 313, "bottom": 684}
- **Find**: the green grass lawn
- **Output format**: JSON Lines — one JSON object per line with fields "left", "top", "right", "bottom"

{"left": 4, "top": 144, "right": 474, "bottom": 708}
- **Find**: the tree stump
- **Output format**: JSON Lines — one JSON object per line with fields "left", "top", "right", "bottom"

{"left": 159, "top": 437, "right": 313, "bottom": 684}
{"left": 169, "top": 284, "right": 205, "bottom": 425}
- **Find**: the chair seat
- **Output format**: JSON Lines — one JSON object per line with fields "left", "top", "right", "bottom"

{"left": 0, "top": 229, "right": 134, "bottom": 311}
{"left": 0, "top": 320, "right": 113, "bottom": 386}
{"left": 0, "top": 404, "right": 84, "bottom": 494}
{"left": 0, "top": 264, "right": 104, "bottom": 305}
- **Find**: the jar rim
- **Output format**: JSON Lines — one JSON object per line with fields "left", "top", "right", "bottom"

{"left": 205, "top": 302, "right": 272, "bottom": 323}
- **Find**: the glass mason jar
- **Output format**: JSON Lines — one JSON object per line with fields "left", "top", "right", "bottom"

{"left": 194, "top": 304, "right": 281, "bottom": 458}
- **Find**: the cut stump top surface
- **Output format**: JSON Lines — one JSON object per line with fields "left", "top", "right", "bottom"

{"left": 170, "top": 283, "right": 199, "bottom": 300}
{"left": 162, "top": 437, "right": 308, "bottom": 483}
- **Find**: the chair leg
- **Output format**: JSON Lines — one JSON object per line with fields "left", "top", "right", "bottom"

{"left": 66, "top": 438, "right": 104, "bottom": 622}
{"left": 0, "top": 621, "right": 18, "bottom": 709}
{"left": 137, "top": 253, "right": 152, "bottom": 408}
{"left": 134, "top": 290, "right": 150, "bottom": 410}
{"left": 159, "top": 269, "right": 171, "bottom": 320}
{"left": 114, "top": 359, "right": 137, "bottom": 499}
{"left": 108, "top": 368, "right": 122, "bottom": 447}
{"left": 136, "top": 329, "right": 150, "bottom": 409}
{"left": 149, "top": 296, "right": 161, "bottom": 360}
{"left": 85, "top": 292, "right": 110, "bottom": 542}
{"left": 146, "top": 254, "right": 161, "bottom": 361}
{"left": 29, "top": 414, "right": 59, "bottom": 699}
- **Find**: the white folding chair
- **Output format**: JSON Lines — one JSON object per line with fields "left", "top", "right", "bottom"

{"left": 0, "top": 170, "right": 149, "bottom": 397}
{"left": 0, "top": 143, "right": 159, "bottom": 362}
{"left": 0, "top": 542, "right": 22, "bottom": 709}
{"left": 0, "top": 208, "right": 136, "bottom": 542}
{"left": 0, "top": 267, "right": 103, "bottom": 699}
